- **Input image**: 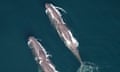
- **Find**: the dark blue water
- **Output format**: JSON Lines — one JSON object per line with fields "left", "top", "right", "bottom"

{"left": 0, "top": 0, "right": 120, "bottom": 72}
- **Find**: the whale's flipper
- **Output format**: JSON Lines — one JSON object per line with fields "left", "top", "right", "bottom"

{"left": 55, "top": 6, "right": 67, "bottom": 14}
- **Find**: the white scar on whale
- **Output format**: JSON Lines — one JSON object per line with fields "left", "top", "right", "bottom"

{"left": 27, "top": 36, "right": 58, "bottom": 72}
{"left": 45, "top": 3, "right": 83, "bottom": 64}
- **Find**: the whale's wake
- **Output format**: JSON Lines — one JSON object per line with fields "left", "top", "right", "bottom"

{"left": 77, "top": 62, "right": 99, "bottom": 72}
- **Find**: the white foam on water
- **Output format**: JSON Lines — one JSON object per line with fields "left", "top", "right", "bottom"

{"left": 77, "top": 62, "right": 99, "bottom": 72}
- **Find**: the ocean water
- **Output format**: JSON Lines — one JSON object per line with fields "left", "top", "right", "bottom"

{"left": 0, "top": 0, "right": 120, "bottom": 72}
